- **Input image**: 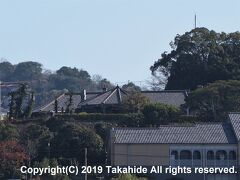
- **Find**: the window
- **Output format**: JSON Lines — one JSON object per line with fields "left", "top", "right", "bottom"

{"left": 216, "top": 150, "right": 227, "bottom": 160}
{"left": 180, "top": 150, "right": 192, "bottom": 160}
{"left": 193, "top": 150, "right": 201, "bottom": 160}
{"left": 207, "top": 151, "right": 214, "bottom": 160}
{"left": 229, "top": 151, "right": 236, "bottom": 160}
{"left": 171, "top": 151, "right": 179, "bottom": 160}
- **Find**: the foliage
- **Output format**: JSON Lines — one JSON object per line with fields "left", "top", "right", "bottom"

{"left": 8, "top": 84, "right": 34, "bottom": 119}
{"left": 0, "top": 123, "right": 19, "bottom": 141}
{"left": 94, "top": 122, "right": 112, "bottom": 141}
{"left": 142, "top": 103, "right": 180, "bottom": 125}
{"left": 0, "top": 61, "right": 113, "bottom": 109}
{"left": 51, "top": 123, "right": 104, "bottom": 165}
{"left": 24, "top": 91, "right": 35, "bottom": 118}
{"left": 92, "top": 74, "right": 114, "bottom": 90}
{"left": 151, "top": 28, "right": 240, "bottom": 90}
{"left": 54, "top": 113, "right": 144, "bottom": 127}
{"left": 186, "top": 80, "right": 240, "bottom": 121}
{"left": 12, "top": 61, "right": 43, "bottom": 81}
{"left": 65, "top": 93, "right": 73, "bottom": 114}
{"left": 0, "top": 61, "right": 14, "bottom": 81}
{"left": 123, "top": 91, "right": 150, "bottom": 113}
{"left": 122, "top": 82, "right": 141, "bottom": 91}
{"left": 54, "top": 98, "right": 58, "bottom": 113}
{"left": 0, "top": 140, "right": 28, "bottom": 179}
{"left": 33, "top": 158, "right": 70, "bottom": 180}
{"left": 21, "top": 124, "right": 52, "bottom": 161}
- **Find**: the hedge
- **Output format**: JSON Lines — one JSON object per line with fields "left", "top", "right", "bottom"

{"left": 54, "top": 113, "right": 144, "bottom": 127}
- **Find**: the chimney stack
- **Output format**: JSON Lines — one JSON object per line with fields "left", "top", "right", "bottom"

{"left": 81, "top": 89, "right": 87, "bottom": 102}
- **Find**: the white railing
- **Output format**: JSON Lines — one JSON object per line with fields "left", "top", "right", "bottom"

{"left": 229, "top": 160, "right": 237, "bottom": 166}
{"left": 193, "top": 160, "right": 202, "bottom": 167}
{"left": 171, "top": 160, "right": 237, "bottom": 167}
{"left": 206, "top": 160, "right": 215, "bottom": 167}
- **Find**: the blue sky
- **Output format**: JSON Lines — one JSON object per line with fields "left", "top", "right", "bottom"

{"left": 0, "top": 0, "right": 240, "bottom": 85}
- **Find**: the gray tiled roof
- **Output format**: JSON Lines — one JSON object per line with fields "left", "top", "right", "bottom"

{"left": 79, "top": 86, "right": 128, "bottom": 106}
{"left": 229, "top": 112, "right": 240, "bottom": 141}
{"left": 142, "top": 90, "right": 187, "bottom": 107}
{"left": 34, "top": 92, "right": 99, "bottom": 112}
{"left": 112, "top": 123, "right": 237, "bottom": 144}
{"left": 79, "top": 87, "right": 187, "bottom": 107}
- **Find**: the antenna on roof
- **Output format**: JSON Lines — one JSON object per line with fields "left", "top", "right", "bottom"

{"left": 194, "top": 14, "right": 197, "bottom": 29}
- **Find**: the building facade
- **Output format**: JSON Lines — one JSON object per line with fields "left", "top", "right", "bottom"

{"left": 109, "top": 113, "right": 240, "bottom": 180}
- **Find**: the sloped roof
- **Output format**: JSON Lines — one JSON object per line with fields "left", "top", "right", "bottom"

{"left": 34, "top": 92, "right": 100, "bottom": 112}
{"left": 79, "top": 87, "right": 187, "bottom": 107}
{"left": 112, "top": 123, "right": 237, "bottom": 144}
{"left": 79, "top": 86, "right": 128, "bottom": 106}
{"left": 36, "top": 86, "right": 188, "bottom": 112}
{"left": 229, "top": 112, "right": 240, "bottom": 141}
{"left": 142, "top": 90, "right": 187, "bottom": 107}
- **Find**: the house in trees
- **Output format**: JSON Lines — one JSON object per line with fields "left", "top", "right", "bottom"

{"left": 109, "top": 112, "right": 240, "bottom": 180}
{"left": 35, "top": 86, "right": 188, "bottom": 114}
{"left": 34, "top": 91, "right": 100, "bottom": 113}
{"left": 77, "top": 86, "right": 188, "bottom": 113}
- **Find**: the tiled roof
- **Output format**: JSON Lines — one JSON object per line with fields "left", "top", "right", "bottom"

{"left": 79, "top": 86, "right": 128, "bottom": 106}
{"left": 112, "top": 123, "right": 237, "bottom": 144}
{"left": 142, "top": 90, "right": 187, "bottom": 107}
{"left": 79, "top": 87, "right": 187, "bottom": 108}
{"left": 35, "top": 86, "right": 188, "bottom": 112}
{"left": 34, "top": 92, "right": 99, "bottom": 112}
{"left": 229, "top": 112, "right": 240, "bottom": 141}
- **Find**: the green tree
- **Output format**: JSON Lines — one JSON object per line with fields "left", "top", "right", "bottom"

{"left": 8, "top": 84, "right": 35, "bottom": 119}
{"left": 151, "top": 28, "right": 240, "bottom": 90}
{"left": 21, "top": 124, "right": 52, "bottom": 161}
{"left": 65, "top": 93, "right": 73, "bottom": 114}
{"left": 54, "top": 98, "right": 58, "bottom": 113}
{"left": 15, "top": 84, "right": 28, "bottom": 118}
{"left": 123, "top": 91, "right": 150, "bottom": 113}
{"left": 0, "top": 141, "right": 28, "bottom": 179}
{"left": 52, "top": 123, "right": 104, "bottom": 165}
{"left": 24, "top": 91, "right": 35, "bottom": 118}
{"left": 11, "top": 61, "right": 42, "bottom": 81}
{"left": 0, "top": 61, "right": 14, "bottom": 81}
{"left": 122, "top": 82, "right": 141, "bottom": 91}
{"left": 51, "top": 66, "right": 92, "bottom": 92}
{"left": 0, "top": 123, "right": 19, "bottom": 141}
{"left": 142, "top": 103, "right": 180, "bottom": 125}
{"left": 186, "top": 80, "right": 240, "bottom": 121}
{"left": 92, "top": 74, "right": 114, "bottom": 90}
{"left": 33, "top": 158, "right": 70, "bottom": 180}
{"left": 8, "top": 91, "right": 17, "bottom": 119}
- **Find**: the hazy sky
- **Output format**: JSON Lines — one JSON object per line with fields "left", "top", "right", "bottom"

{"left": 0, "top": 0, "right": 240, "bottom": 85}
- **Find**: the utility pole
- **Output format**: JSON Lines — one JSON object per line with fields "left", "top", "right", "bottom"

{"left": 85, "top": 148, "right": 87, "bottom": 180}
{"left": 194, "top": 14, "right": 197, "bottom": 29}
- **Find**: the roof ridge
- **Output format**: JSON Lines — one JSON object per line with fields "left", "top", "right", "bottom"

{"left": 229, "top": 112, "right": 240, "bottom": 114}
{"left": 78, "top": 90, "right": 107, "bottom": 105}
{"left": 36, "top": 93, "right": 65, "bottom": 111}
{"left": 102, "top": 87, "right": 118, "bottom": 104}
{"left": 141, "top": 90, "right": 187, "bottom": 93}
{"left": 113, "top": 123, "right": 226, "bottom": 130}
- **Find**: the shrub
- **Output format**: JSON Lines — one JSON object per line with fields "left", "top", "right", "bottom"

{"left": 142, "top": 103, "right": 180, "bottom": 125}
